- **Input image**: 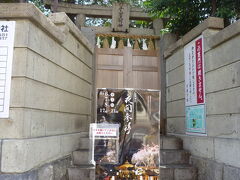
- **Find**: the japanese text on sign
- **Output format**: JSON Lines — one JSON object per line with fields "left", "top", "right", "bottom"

{"left": 93, "top": 128, "right": 117, "bottom": 136}
{"left": 0, "top": 21, "right": 15, "bottom": 118}
{"left": 99, "top": 91, "right": 118, "bottom": 114}
{"left": 124, "top": 92, "right": 133, "bottom": 134}
{"left": 184, "top": 35, "right": 206, "bottom": 135}
{"left": 90, "top": 123, "right": 119, "bottom": 138}
{"left": 195, "top": 39, "right": 204, "bottom": 104}
{"left": 184, "top": 35, "right": 205, "bottom": 106}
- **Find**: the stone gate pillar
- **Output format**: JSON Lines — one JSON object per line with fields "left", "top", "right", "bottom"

{"left": 76, "top": 14, "right": 86, "bottom": 29}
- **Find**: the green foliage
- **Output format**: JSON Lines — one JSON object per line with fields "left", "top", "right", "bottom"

{"left": 216, "top": 0, "right": 240, "bottom": 25}
{"left": 130, "top": 20, "right": 152, "bottom": 28}
{"left": 144, "top": 0, "right": 240, "bottom": 37}
{"left": 28, "top": 0, "right": 50, "bottom": 15}
{"left": 85, "top": 17, "right": 112, "bottom": 27}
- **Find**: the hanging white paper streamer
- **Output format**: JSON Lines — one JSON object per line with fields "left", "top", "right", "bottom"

{"left": 142, "top": 39, "right": 148, "bottom": 50}
{"left": 110, "top": 37, "right": 116, "bottom": 49}
{"left": 96, "top": 36, "right": 101, "bottom": 48}
{"left": 127, "top": 38, "right": 132, "bottom": 48}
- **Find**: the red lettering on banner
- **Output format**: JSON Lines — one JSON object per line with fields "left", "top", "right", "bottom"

{"left": 195, "top": 38, "right": 204, "bottom": 104}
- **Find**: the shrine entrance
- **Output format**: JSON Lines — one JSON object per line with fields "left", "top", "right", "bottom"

{"left": 44, "top": 0, "right": 164, "bottom": 131}
{"left": 39, "top": 1, "right": 178, "bottom": 179}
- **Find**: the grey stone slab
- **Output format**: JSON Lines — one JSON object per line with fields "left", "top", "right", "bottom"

{"left": 161, "top": 150, "right": 190, "bottom": 165}
{"left": 160, "top": 165, "right": 197, "bottom": 180}
{"left": 0, "top": 170, "right": 37, "bottom": 180}
{"left": 205, "top": 60, "right": 240, "bottom": 93}
{"left": 223, "top": 165, "right": 240, "bottom": 180}
{"left": 49, "top": 12, "right": 94, "bottom": 53}
{"left": 38, "top": 165, "right": 54, "bottom": 180}
{"left": 214, "top": 136, "right": 240, "bottom": 168}
{"left": 174, "top": 166, "right": 197, "bottom": 180}
{"left": 1, "top": 137, "right": 61, "bottom": 173}
{"left": 53, "top": 157, "right": 71, "bottom": 180}
{"left": 206, "top": 114, "right": 240, "bottom": 139}
{"left": 206, "top": 87, "right": 240, "bottom": 115}
{"left": 79, "top": 137, "right": 90, "bottom": 150}
{"left": 166, "top": 65, "right": 184, "bottom": 87}
{"left": 72, "top": 150, "right": 90, "bottom": 166}
{"left": 68, "top": 167, "right": 95, "bottom": 180}
{"left": 0, "top": 156, "right": 71, "bottom": 180}
{"left": 205, "top": 34, "right": 240, "bottom": 73}
{"left": 161, "top": 136, "right": 183, "bottom": 150}
{"left": 166, "top": 82, "right": 184, "bottom": 103}
{"left": 167, "top": 99, "right": 185, "bottom": 118}
{"left": 179, "top": 135, "right": 214, "bottom": 159}
{"left": 167, "top": 117, "right": 185, "bottom": 134}
{"left": 191, "top": 156, "right": 223, "bottom": 180}
{"left": 160, "top": 166, "right": 174, "bottom": 180}
{"left": 60, "top": 133, "right": 82, "bottom": 155}
{"left": 166, "top": 49, "right": 184, "bottom": 73}
{"left": 209, "top": 19, "right": 240, "bottom": 48}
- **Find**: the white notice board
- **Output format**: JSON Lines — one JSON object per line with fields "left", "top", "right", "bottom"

{"left": 0, "top": 21, "right": 15, "bottom": 118}
{"left": 184, "top": 35, "right": 205, "bottom": 106}
{"left": 184, "top": 35, "right": 206, "bottom": 135}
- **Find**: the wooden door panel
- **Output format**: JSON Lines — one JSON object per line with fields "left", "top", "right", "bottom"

{"left": 96, "top": 70, "right": 124, "bottom": 88}
{"left": 96, "top": 47, "right": 160, "bottom": 90}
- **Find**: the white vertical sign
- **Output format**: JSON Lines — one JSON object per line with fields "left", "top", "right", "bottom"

{"left": 184, "top": 35, "right": 205, "bottom": 106}
{"left": 0, "top": 21, "right": 15, "bottom": 118}
{"left": 184, "top": 35, "right": 206, "bottom": 135}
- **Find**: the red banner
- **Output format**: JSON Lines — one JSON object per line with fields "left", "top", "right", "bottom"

{"left": 195, "top": 38, "right": 204, "bottom": 104}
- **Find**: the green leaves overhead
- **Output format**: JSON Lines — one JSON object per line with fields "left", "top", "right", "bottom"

{"left": 144, "top": 0, "right": 240, "bottom": 36}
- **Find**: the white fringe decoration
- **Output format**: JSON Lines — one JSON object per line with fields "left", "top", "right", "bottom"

{"left": 110, "top": 37, "right": 117, "bottom": 49}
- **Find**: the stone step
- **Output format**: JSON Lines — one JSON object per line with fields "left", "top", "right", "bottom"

{"left": 160, "top": 165, "right": 197, "bottom": 180}
{"left": 161, "top": 136, "right": 183, "bottom": 150}
{"left": 161, "top": 150, "right": 190, "bottom": 165}
{"left": 68, "top": 167, "right": 95, "bottom": 180}
{"left": 72, "top": 150, "right": 91, "bottom": 166}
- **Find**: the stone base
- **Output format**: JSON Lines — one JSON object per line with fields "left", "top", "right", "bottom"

{"left": 190, "top": 156, "right": 240, "bottom": 180}
{"left": 0, "top": 156, "right": 71, "bottom": 180}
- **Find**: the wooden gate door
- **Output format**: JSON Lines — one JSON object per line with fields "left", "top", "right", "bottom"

{"left": 96, "top": 47, "right": 160, "bottom": 90}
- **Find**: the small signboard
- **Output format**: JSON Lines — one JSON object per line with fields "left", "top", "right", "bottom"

{"left": 0, "top": 21, "right": 15, "bottom": 118}
{"left": 184, "top": 35, "right": 205, "bottom": 106}
{"left": 90, "top": 123, "right": 120, "bottom": 165}
{"left": 184, "top": 35, "right": 206, "bottom": 135}
{"left": 186, "top": 105, "right": 206, "bottom": 134}
{"left": 90, "top": 123, "right": 119, "bottom": 139}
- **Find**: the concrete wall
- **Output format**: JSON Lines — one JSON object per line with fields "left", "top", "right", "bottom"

{"left": 164, "top": 17, "right": 240, "bottom": 179}
{"left": 0, "top": 3, "right": 94, "bottom": 175}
